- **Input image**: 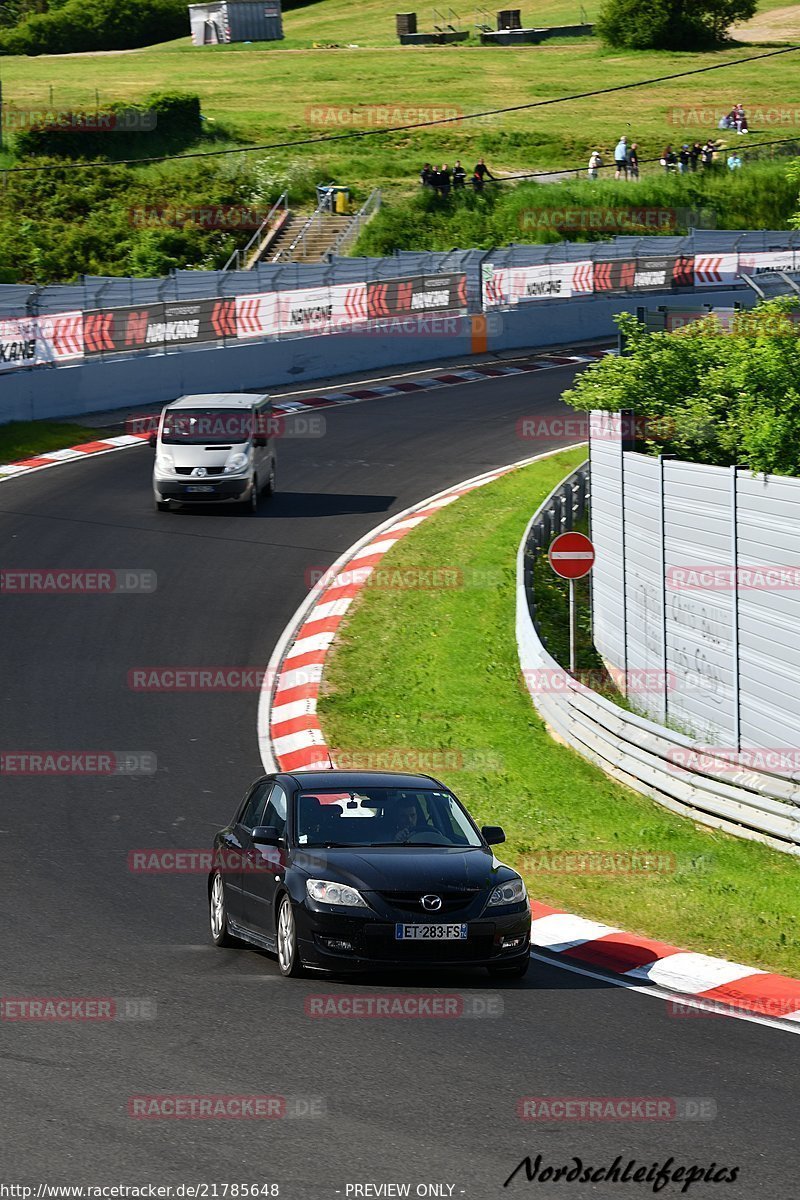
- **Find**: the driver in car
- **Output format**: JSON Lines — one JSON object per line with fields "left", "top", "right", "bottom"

{"left": 393, "top": 798, "right": 431, "bottom": 842}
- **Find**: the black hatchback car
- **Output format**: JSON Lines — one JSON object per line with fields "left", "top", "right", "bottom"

{"left": 208, "top": 770, "right": 531, "bottom": 977}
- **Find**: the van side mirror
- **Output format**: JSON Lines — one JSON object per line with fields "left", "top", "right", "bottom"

{"left": 148, "top": 433, "right": 157, "bottom": 448}
{"left": 254, "top": 434, "right": 268, "bottom": 447}
{"left": 481, "top": 825, "right": 505, "bottom": 846}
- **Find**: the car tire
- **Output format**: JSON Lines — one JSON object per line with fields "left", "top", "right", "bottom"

{"left": 264, "top": 462, "right": 276, "bottom": 498}
{"left": 276, "top": 894, "right": 303, "bottom": 977}
{"left": 155, "top": 499, "right": 170, "bottom": 512}
{"left": 488, "top": 956, "right": 530, "bottom": 980}
{"left": 243, "top": 476, "right": 259, "bottom": 514}
{"left": 209, "top": 871, "right": 238, "bottom": 947}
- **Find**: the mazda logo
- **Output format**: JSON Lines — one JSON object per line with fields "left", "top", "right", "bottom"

{"left": 421, "top": 894, "right": 442, "bottom": 911}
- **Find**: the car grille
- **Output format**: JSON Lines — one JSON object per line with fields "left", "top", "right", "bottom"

{"left": 376, "top": 889, "right": 481, "bottom": 915}
{"left": 174, "top": 466, "right": 226, "bottom": 476}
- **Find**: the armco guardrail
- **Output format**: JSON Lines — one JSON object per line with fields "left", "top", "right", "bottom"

{"left": 517, "top": 463, "right": 800, "bottom": 856}
{"left": 1, "top": 228, "right": 799, "bottom": 376}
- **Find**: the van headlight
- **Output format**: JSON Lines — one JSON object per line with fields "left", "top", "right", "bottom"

{"left": 487, "top": 877, "right": 527, "bottom": 907}
{"left": 154, "top": 451, "right": 174, "bottom": 474}
{"left": 224, "top": 452, "right": 250, "bottom": 475}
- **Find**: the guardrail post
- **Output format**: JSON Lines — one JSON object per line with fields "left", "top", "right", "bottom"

{"left": 659, "top": 454, "right": 668, "bottom": 726}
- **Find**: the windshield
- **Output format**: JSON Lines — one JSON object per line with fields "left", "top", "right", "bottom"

{"left": 161, "top": 409, "right": 254, "bottom": 445}
{"left": 295, "top": 787, "right": 483, "bottom": 849}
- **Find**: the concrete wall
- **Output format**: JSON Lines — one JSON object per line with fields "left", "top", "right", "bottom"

{"left": 0, "top": 287, "right": 751, "bottom": 423}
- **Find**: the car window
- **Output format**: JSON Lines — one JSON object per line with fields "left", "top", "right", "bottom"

{"left": 295, "top": 787, "right": 482, "bottom": 848}
{"left": 238, "top": 781, "right": 271, "bottom": 830}
{"left": 262, "top": 783, "right": 287, "bottom": 838}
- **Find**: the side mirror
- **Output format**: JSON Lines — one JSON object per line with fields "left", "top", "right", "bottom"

{"left": 148, "top": 433, "right": 157, "bottom": 448}
{"left": 481, "top": 825, "right": 505, "bottom": 846}
{"left": 254, "top": 435, "right": 268, "bottom": 447}
{"left": 251, "top": 825, "right": 281, "bottom": 846}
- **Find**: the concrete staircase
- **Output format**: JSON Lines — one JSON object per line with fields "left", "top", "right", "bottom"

{"left": 272, "top": 211, "right": 353, "bottom": 264}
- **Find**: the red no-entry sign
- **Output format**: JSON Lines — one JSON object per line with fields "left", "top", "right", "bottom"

{"left": 548, "top": 532, "right": 595, "bottom": 580}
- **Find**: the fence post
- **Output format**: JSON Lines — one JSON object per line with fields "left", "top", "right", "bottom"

{"left": 659, "top": 454, "right": 668, "bottom": 726}
{"left": 731, "top": 464, "right": 741, "bottom": 750}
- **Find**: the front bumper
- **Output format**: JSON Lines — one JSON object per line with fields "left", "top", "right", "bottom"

{"left": 155, "top": 475, "right": 251, "bottom": 503}
{"left": 296, "top": 902, "right": 531, "bottom": 972}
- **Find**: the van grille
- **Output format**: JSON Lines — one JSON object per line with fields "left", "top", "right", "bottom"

{"left": 174, "top": 466, "right": 226, "bottom": 476}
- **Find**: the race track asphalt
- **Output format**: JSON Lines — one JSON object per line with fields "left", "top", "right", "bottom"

{"left": 1, "top": 367, "right": 795, "bottom": 1198}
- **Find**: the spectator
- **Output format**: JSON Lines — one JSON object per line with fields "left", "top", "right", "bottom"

{"left": 701, "top": 139, "right": 717, "bottom": 169}
{"left": 661, "top": 144, "right": 677, "bottom": 173}
{"left": 437, "top": 163, "right": 452, "bottom": 197}
{"left": 678, "top": 144, "right": 691, "bottom": 174}
{"left": 614, "top": 135, "right": 628, "bottom": 179}
{"left": 690, "top": 141, "right": 703, "bottom": 172}
{"left": 627, "top": 142, "right": 640, "bottom": 180}
{"left": 453, "top": 160, "right": 466, "bottom": 188}
{"left": 587, "top": 149, "right": 603, "bottom": 180}
{"left": 420, "top": 163, "right": 434, "bottom": 188}
{"left": 719, "top": 109, "right": 736, "bottom": 131}
{"left": 734, "top": 103, "right": 749, "bottom": 134}
{"left": 472, "top": 157, "right": 496, "bottom": 191}
{"left": 727, "top": 151, "right": 743, "bottom": 171}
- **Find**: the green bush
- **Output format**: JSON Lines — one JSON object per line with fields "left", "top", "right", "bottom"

{"left": 563, "top": 300, "right": 800, "bottom": 477}
{"left": 14, "top": 91, "right": 201, "bottom": 158}
{"left": 596, "top": 0, "right": 756, "bottom": 49}
{"left": 0, "top": 0, "right": 185, "bottom": 55}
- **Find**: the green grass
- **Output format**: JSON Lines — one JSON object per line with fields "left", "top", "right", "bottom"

{"left": 0, "top": 420, "right": 103, "bottom": 465}
{"left": 1, "top": 7, "right": 798, "bottom": 192}
{"left": 318, "top": 447, "right": 800, "bottom": 976}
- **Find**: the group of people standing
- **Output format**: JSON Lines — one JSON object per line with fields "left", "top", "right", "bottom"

{"left": 587, "top": 137, "right": 640, "bottom": 180}
{"left": 660, "top": 141, "right": 719, "bottom": 172}
{"left": 420, "top": 158, "right": 496, "bottom": 195}
{"left": 588, "top": 129, "right": 743, "bottom": 180}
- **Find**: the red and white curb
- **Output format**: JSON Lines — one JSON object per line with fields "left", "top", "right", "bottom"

{"left": 530, "top": 902, "right": 800, "bottom": 1027}
{"left": 0, "top": 433, "right": 151, "bottom": 482}
{"left": 258, "top": 453, "right": 800, "bottom": 1032}
{"left": 0, "top": 347, "right": 608, "bottom": 484}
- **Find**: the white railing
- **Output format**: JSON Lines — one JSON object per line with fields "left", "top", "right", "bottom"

{"left": 517, "top": 464, "right": 800, "bottom": 856}
{"left": 223, "top": 192, "right": 288, "bottom": 272}
{"left": 327, "top": 189, "right": 382, "bottom": 259}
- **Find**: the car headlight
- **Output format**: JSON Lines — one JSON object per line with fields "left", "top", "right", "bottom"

{"left": 155, "top": 451, "right": 174, "bottom": 472}
{"left": 224, "top": 452, "right": 250, "bottom": 474}
{"left": 306, "top": 878, "right": 369, "bottom": 908}
{"left": 487, "top": 877, "right": 527, "bottom": 907}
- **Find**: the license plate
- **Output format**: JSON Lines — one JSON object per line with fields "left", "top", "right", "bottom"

{"left": 395, "top": 923, "right": 468, "bottom": 941}
{"left": 185, "top": 485, "right": 215, "bottom": 493}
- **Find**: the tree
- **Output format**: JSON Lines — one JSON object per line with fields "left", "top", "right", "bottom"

{"left": 562, "top": 302, "right": 800, "bottom": 477}
{"left": 596, "top": 0, "right": 756, "bottom": 50}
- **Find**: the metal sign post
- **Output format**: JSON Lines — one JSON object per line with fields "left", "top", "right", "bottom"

{"left": 548, "top": 531, "right": 596, "bottom": 676}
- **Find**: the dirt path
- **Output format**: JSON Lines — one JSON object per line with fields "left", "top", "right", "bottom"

{"left": 735, "top": 4, "right": 800, "bottom": 43}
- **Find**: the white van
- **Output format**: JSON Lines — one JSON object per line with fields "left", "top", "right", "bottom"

{"left": 151, "top": 393, "right": 276, "bottom": 513}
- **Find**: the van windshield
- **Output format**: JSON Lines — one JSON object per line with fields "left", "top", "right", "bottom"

{"left": 162, "top": 409, "right": 254, "bottom": 445}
